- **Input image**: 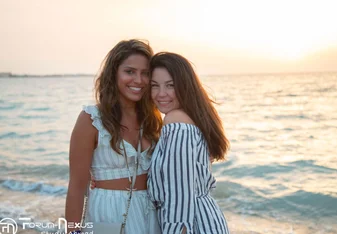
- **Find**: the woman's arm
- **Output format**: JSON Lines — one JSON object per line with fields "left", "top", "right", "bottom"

{"left": 65, "top": 111, "right": 97, "bottom": 232}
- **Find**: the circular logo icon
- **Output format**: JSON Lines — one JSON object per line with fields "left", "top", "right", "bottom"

{"left": 0, "top": 218, "right": 18, "bottom": 234}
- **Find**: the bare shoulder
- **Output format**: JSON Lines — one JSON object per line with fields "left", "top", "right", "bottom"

{"left": 73, "top": 111, "right": 97, "bottom": 134}
{"left": 77, "top": 111, "right": 93, "bottom": 126}
{"left": 70, "top": 110, "right": 98, "bottom": 151}
{"left": 163, "top": 109, "right": 195, "bottom": 125}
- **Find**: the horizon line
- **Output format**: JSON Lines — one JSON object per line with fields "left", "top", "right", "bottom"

{"left": 1, "top": 70, "right": 337, "bottom": 78}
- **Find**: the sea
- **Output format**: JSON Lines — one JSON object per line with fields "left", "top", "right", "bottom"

{"left": 0, "top": 73, "right": 336, "bottom": 234}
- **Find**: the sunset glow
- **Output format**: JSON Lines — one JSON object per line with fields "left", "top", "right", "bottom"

{"left": 151, "top": 0, "right": 337, "bottom": 60}
{"left": 1, "top": 0, "right": 337, "bottom": 74}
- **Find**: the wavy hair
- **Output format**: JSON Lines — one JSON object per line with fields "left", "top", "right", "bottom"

{"left": 95, "top": 39, "right": 162, "bottom": 153}
{"left": 149, "top": 52, "right": 229, "bottom": 160}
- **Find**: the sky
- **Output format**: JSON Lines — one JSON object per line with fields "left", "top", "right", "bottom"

{"left": 1, "top": 0, "right": 337, "bottom": 75}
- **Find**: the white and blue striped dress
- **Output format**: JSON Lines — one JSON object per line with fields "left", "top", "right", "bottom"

{"left": 148, "top": 123, "right": 230, "bottom": 234}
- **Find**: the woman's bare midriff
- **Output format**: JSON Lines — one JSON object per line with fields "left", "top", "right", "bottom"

{"left": 94, "top": 173, "right": 148, "bottom": 190}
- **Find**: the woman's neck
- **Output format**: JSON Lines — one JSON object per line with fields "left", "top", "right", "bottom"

{"left": 121, "top": 106, "right": 137, "bottom": 116}
{"left": 119, "top": 98, "right": 140, "bottom": 130}
{"left": 120, "top": 106, "right": 139, "bottom": 129}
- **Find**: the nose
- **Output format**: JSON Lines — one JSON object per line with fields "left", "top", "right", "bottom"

{"left": 134, "top": 72, "right": 143, "bottom": 84}
{"left": 158, "top": 86, "right": 167, "bottom": 97}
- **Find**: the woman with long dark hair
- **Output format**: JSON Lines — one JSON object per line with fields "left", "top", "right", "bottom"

{"left": 65, "top": 39, "right": 162, "bottom": 234}
{"left": 148, "top": 52, "right": 230, "bottom": 234}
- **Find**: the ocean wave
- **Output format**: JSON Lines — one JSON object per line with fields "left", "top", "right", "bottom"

{"left": 0, "top": 130, "right": 59, "bottom": 139}
{"left": 35, "top": 130, "right": 58, "bottom": 136}
{"left": 281, "top": 190, "right": 337, "bottom": 217}
{"left": 0, "top": 102, "right": 24, "bottom": 110}
{"left": 0, "top": 164, "right": 69, "bottom": 180}
{"left": 288, "top": 160, "right": 337, "bottom": 173}
{"left": 214, "top": 180, "right": 337, "bottom": 219}
{"left": 222, "top": 164, "right": 292, "bottom": 178}
{"left": 0, "top": 132, "right": 31, "bottom": 139}
{"left": 265, "top": 114, "right": 311, "bottom": 120}
{"left": 19, "top": 115, "right": 55, "bottom": 120}
{"left": 221, "top": 160, "right": 337, "bottom": 179}
{"left": 0, "top": 179, "right": 67, "bottom": 196}
{"left": 30, "top": 107, "right": 51, "bottom": 111}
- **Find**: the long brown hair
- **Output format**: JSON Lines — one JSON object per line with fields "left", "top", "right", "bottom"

{"left": 149, "top": 52, "right": 229, "bottom": 160}
{"left": 95, "top": 39, "right": 162, "bottom": 153}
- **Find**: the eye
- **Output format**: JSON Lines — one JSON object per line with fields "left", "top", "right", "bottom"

{"left": 125, "top": 70, "right": 134, "bottom": 75}
{"left": 142, "top": 71, "right": 150, "bottom": 77}
{"left": 150, "top": 84, "right": 159, "bottom": 88}
{"left": 167, "top": 84, "right": 174, "bottom": 88}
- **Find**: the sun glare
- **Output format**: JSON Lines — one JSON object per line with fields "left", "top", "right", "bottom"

{"left": 1, "top": 0, "right": 337, "bottom": 74}
{"left": 150, "top": 0, "right": 337, "bottom": 61}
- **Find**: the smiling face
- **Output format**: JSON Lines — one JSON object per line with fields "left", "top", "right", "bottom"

{"left": 117, "top": 54, "right": 150, "bottom": 106}
{"left": 151, "top": 67, "right": 180, "bottom": 114}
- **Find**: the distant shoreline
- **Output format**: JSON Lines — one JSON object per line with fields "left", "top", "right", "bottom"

{"left": 0, "top": 70, "right": 336, "bottom": 78}
{"left": 0, "top": 72, "right": 94, "bottom": 78}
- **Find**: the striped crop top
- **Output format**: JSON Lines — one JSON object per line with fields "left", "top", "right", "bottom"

{"left": 83, "top": 105, "right": 152, "bottom": 180}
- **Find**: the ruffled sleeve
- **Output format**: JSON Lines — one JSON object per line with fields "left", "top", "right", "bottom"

{"left": 83, "top": 105, "right": 111, "bottom": 146}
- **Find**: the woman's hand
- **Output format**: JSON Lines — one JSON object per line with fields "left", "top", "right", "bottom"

{"left": 90, "top": 174, "right": 96, "bottom": 189}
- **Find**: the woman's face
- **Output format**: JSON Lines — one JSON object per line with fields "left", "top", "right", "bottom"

{"left": 117, "top": 54, "right": 149, "bottom": 106}
{"left": 150, "top": 67, "right": 180, "bottom": 114}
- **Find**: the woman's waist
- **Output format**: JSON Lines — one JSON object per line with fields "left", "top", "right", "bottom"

{"left": 95, "top": 173, "right": 148, "bottom": 191}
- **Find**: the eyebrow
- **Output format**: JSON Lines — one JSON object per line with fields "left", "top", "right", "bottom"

{"left": 123, "top": 66, "right": 148, "bottom": 71}
{"left": 123, "top": 66, "right": 136, "bottom": 69}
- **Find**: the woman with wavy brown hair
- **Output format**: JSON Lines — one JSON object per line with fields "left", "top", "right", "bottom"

{"left": 147, "top": 52, "right": 230, "bottom": 234}
{"left": 65, "top": 39, "right": 162, "bottom": 234}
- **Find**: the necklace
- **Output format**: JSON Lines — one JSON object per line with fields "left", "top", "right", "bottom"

{"left": 121, "top": 133, "right": 140, "bottom": 191}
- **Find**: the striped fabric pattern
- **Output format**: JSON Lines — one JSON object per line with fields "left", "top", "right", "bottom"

{"left": 148, "top": 123, "right": 230, "bottom": 234}
{"left": 83, "top": 105, "right": 151, "bottom": 180}
{"left": 85, "top": 189, "right": 158, "bottom": 234}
